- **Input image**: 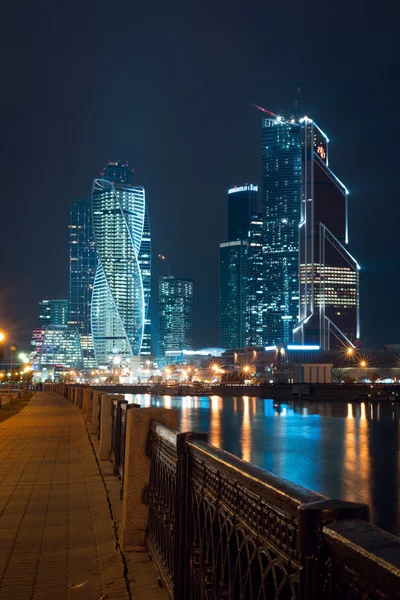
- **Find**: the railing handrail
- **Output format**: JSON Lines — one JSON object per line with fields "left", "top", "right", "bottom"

{"left": 323, "top": 519, "right": 400, "bottom": 596}
{"left": 150, "top": 420, "right": 179, "bottom": 446}
{"left": 189, "top": 438, "right": 326, "bottom": 511}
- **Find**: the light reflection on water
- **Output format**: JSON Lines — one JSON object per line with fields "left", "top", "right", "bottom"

{"left": 124, "top": 393, "right": 400, "bottom": 535}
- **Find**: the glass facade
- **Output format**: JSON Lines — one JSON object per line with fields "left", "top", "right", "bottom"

{"left": 159, "top": 277, "right": 193, "bottom": 355}
{"left": 96, "top": 160, "right": 151, "bottom": 357}
{"left": 219, "top": 241, "right": 248, "bottom": 349}
{"left": 260, "top": 115, "right": 360, "bottom": 349}
{"left": 39, "top": 326, "right": 83, "bottom": 369}
{"left": 91, "top": 179, "right": 150, "bottom": 365}
{"left": 261, "top": 118, "right": 301, "bottom": 344}
{"left": 245, "top": 216, "right": 265, "bottom": 347}
{"left": 68, "top": 198, "right": 97, "bottom": 336}
{"left": 39, "top": 299, "right": 68, "bottom": 327}
{"left": 30, "top": 328, "right": 45, "bottom": 366}
{"left": 227, "top": 184, "right": 259, "bottom": 240}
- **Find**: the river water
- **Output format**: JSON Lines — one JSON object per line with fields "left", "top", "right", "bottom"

{"left": 124, "top": 394, "right": 400, "bottom": 535}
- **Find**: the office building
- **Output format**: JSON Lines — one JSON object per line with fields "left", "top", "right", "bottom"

{"left": 91, "top": 177, "right": 151, "bottom": 365}
{"left": 159, "top": 277, "right": 193, "bottom": 355}
{"left": 39, "top": 326, "right": 83, "bottom": 369}
{"left": 245, "top": 216, "right": 264, "bottom": 346}
{"left": 228, "top": 184, "right": 259, "bottom": 240}
{"left": 100, "top": 160, "right": 133, "bottom": 186}
{"left": 219, "top": 184, "right": 263, "bottom": 349}
{"left": 97, "top": 160, "right": 151, "bottom": 356}
{"left": 219, "top": 241, "right": 248, "bottom": 349}
{"left": 261, "top": 113, "right": 359, "bottom": 349}
{"left": 68, "top": 198, "right": 97, "bottom": 336}
{"left": 38, "top": 299, "right": 68, "bottom": 328}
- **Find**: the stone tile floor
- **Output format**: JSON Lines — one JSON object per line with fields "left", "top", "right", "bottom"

{"left": 0, "top": 392, "right": 129, "bottom": 599}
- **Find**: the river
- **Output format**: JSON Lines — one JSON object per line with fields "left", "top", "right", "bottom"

{"left": 124, "top": 393, "right": 400, "bottom": 535}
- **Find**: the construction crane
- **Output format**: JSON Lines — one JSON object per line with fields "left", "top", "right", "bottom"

{"left": 249, "top": 103, "right": 277, "bottom": 117}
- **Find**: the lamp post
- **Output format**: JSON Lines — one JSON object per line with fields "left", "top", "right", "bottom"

{"left": 8, "top": 345, "right": 16, "bottom": 401}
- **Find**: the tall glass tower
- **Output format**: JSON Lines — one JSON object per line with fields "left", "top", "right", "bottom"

{"left": 219, "top": 240, "right": 248, "bottom": 348}
{"left": 261, "top": 119, "right": 301, "bottom": 344}
{"left": 95, "top": 160, "right": 151, "bottom": 356}
{"left": 68, "top": 198, "right": 97, "bottom": 335}
{"left": 159, "top": 277, "right": 193, "bottom": 355}
{"left": 91, "top": 178, "right": 150, "bottom": 365}
{"left": 261, "top": 114, "right": 359, "bottom": 349}
{"left": 219, "top": 184, "right": 263, "bottom": 349}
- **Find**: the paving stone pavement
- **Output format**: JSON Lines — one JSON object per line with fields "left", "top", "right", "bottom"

{"left": 0, "top": 392, "right": 129, "bottom": 600}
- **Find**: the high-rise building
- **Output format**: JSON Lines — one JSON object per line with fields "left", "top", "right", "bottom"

{"left": 245, "top": 216, "right": 264, "bottom": 347}
{"left": 38, "top": 300, "right": 51, "bottom": 328}
{"left": 219, "top": 184, "right": 263, "bottom": 349}
{"left": 159, "top": 277, "right": 193, "bottom": 355}
{"left": 219, "top": 241, "right": 248, "bottom": 349}
{"left": 91, "top": 178, "right": 151, "bottom": 365}
{"left": 96, "top": 160, "right": 151, "bottom": 357}
{"left": 39, "top": 325, "right": 83, "bottom": 369}
{"left": 261, "top": 113, "right": 360, "bottom": 349}
{"left": 228, "top": 184, "right": 259, "bottom": 240}
{"left": 38, "top": 299, "right": 68, "bottom": 327}
{"left": 68, "top": 198, "right": 97, "bottom": 335}
{"left": 100, "top": 160, "right": 133, "bottom": 186}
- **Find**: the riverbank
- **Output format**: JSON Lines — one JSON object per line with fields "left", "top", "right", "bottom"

{"left": 94, "top": 383, "right": 400, "bottom": 401}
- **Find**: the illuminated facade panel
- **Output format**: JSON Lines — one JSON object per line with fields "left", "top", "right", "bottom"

{"left": 159, "top": 277, "right": 193, "bottom": 355}
{"left": 245, "top": 216, "right": 265, "bottom": 347}
{"left": 39, "top": 299, "right": 68, "bottom": 328}
{"left": 228, "top": 184, "right": 259, "bottom": 241}
{"left": 68, "top": 198, "right": 97, "bottom": 338}
{"left": 261, "top": 119, "right": 301, "bottom": 344}
{"left": 260, "top": 115, "right": 360, "bottom": 350}
{"left": 219, "top": 241, "right": 248, "bottom": 348}
{"left": 91, "top": 178, "right": 150, "bottom": 365}
{"left": 39, "top": 326, "right": 83, "bottom": 369}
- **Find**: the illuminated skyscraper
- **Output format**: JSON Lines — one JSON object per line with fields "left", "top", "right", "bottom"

{"left": 228, "top": 184, "right": 259, "bottom": 240}
{"left": 39, "top": 299, "right": 68, "bottom": 327}
{"left": 68, "top": 198, "right": 97, "bottom": 335}
{"left": 219, "top": 240, "right": 248, "bottom": 348}
{"left": 91, "top": 178, "right": 150, "bottom": 365}
{"left": 219, "top": 184, "right": 264, "bottom": 349}
{"left": 245, "top": 216, "right": 264, "bottom": 346}
{"left": 95, "top": 161, "right": 151, "bottom": 356}
{"left": 261, "top": 114, "right": 360, "bottom": 349}
{"left": 159, "top": 277, "right": 193, "bottom": 355}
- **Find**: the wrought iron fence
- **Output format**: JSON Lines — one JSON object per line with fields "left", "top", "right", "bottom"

{"left": 147, "top": 421, "right": 400, "bottom": 600}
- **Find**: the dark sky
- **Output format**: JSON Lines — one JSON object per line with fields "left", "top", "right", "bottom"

{"left": 1, "top": 0, "right": 398, "bottom": 350}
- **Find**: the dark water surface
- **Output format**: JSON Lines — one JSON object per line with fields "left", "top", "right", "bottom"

{"left": 124, "top": 394, "right": 400, "bottom": 535}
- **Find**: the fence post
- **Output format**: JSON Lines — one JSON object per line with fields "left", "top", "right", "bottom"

{"left": 121, "top": 407, "right": 178, "bottom": 551}
{"left": 174, "top": 432, "right": 208, "bottom": 600}
{"left": 99, "top": 394, "right": 124, "bottom": 460}
{"left": 91, "top": 391, "right": 102, "bottom": 434}
{"left": 297, "top": 498, "right": 369, "bottom": 598}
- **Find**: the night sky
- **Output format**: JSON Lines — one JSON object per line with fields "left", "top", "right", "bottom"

{"left": 1, "top": 0, "right": 397, "bottom": 350}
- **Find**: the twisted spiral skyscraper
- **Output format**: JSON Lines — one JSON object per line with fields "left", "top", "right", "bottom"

{"left": 91, "top": 177, "right": 150, "bottom": 365}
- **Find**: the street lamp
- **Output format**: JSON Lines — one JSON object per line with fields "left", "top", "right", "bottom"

{"left": 8, "top": 345, "right": 16, "bottom": 399}
{"left": 347, "top": 347, "right": 354, "bottom": 356}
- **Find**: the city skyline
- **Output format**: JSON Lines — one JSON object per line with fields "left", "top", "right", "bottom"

{"left": 1, "top": 0, "right": 397, "bottom": 350}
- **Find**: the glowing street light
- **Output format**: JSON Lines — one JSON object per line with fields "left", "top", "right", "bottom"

{"left": 360, "top": 360, "right": 367, "bottom": 368}
{"left": 242, "top": 365, "right": 250, "bottom": 374}
{"left": 0, "top": 332, "right": 5, "bottom": 343}
{"left": 346, "top": 347, "right": 354, "bottom": 356}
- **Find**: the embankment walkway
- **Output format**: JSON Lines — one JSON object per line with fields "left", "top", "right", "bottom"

{"left": 0, "top": 392, "right": 129, "bottom": 599}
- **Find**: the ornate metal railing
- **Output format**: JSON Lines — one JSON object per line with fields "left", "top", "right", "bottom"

{"left": 147, "top": 422, "right": 400, "bottom": 600}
